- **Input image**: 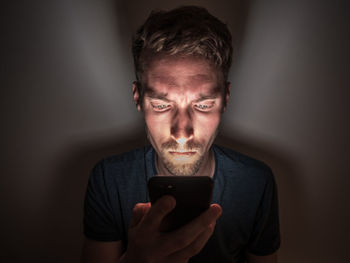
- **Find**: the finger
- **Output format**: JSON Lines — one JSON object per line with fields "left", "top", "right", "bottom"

{"left": 167, "top": 223, "right": 215, "bottom": 263}
{"left": 130, "top": 203, "right": 151, "bottom": 228}
{"left": 141, "top": 195, "right": 176, "bottom": 229}
{"left": 163, "top": 204, "right": 222, "bottom": 252}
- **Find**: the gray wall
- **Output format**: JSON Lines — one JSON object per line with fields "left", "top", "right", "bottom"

{"left": 2, "top": 0, "right": 349, "bottom": 262}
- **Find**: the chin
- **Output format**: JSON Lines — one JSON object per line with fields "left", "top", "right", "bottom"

{"left": 167, "top": 165, "right": 198, "bottom": 176}
{"left": 162, "top": 154, "right": 204, "bottom": 176}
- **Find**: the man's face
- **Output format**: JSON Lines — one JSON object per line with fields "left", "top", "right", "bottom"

{"left": 134, "top": 56, "right": 229, "bottom": 176}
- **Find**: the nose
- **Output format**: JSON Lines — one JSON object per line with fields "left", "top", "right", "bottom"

{"left": 170, "top": 108, "right": 194, "bottom": 142}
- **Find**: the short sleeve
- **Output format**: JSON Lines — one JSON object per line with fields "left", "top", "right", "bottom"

{"left": 83, "top": 160, "right": 121, "bottom": 241}
{"left": 247, "top": 170, "right": 281, "bottom": 255}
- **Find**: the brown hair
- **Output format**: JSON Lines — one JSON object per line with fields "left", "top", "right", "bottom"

{"left": 132, "top": 6, "right": 233, "bottom": 104}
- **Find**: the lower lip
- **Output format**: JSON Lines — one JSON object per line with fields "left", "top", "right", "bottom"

{"left": 169, "top": 151, "right": 196, "bottom": 156}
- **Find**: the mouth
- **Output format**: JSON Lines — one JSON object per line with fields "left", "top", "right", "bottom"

{"left": 168, "top": 151, "right": 196, "bottom": 156}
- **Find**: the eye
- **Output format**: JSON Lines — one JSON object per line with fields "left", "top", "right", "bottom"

{"left": 151, "top": 103, "right": 171, "bottom": 112}
{"left": 194, "top": 102, "right": 214, "bottom": 111}
{"left": 196, "top": 104, "right": 209, "bottom": 109}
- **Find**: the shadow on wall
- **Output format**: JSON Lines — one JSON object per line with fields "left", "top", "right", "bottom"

{"left": 216, "top": 133, "right": 309, "bottom": 261}
{"left": 41, "top": 131, "right": 149, "bottom": 262}
{"left": 40, "top": 131, "right": 307, "bottom": 262}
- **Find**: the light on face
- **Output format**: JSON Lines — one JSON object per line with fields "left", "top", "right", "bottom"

{"left": 176, "top": 137, "right": 186, "bottom": 149}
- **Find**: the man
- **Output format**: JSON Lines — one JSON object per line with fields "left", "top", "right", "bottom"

{"left": 81, "top": 6, "right": 280, "bottom": 263}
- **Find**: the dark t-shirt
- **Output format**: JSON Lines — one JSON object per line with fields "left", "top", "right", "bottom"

{"left": 83, "top": 145, "right": 280, "bottom": 262}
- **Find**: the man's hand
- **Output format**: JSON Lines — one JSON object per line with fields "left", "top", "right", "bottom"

{"left": 120, "top": 195, "right": 222, "bottom": 263}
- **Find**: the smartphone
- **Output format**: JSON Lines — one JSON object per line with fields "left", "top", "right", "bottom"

{"left": 147, "top": 176, "right": 214, "bottom": 232}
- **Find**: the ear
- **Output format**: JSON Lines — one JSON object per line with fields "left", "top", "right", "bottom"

{"left": 222, "top": 82, "right": 231, "bottom": 112}
{"left": 132, "top": 81, "right": 142, "bottom": 112}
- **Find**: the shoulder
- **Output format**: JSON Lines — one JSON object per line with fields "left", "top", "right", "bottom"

{"left": 94, "top": 146, "right": 150, "bottom": 170}
{"left": 90, "top": 146, "right": 152, "bottom": 184}
{"left": 213, "top": 144, "right": 272, "bottom": 171}
{"left": 212, "top": 144, "right": 274, "bottom": 184}
{"left": 103, "top": 146, "right": 150, "bottom": 166}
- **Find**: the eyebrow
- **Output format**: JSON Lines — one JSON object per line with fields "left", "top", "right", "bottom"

{"left": 144, "top": 87, "right": 171, "bottom": 102}
{"left": 150, "top": 73, "right": 212, "bottom": 83}
{"left": 193, "top": 93, "right": 220, "bottom": 102}
{"left": 144, "top": 85, "right": 221, "bottom": 102}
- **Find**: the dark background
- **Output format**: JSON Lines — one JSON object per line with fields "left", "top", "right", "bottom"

{"left": 2, "top": 0, "right": 349, "bottom": 262}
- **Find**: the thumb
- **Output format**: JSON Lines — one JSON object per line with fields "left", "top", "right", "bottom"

{"left": 130, "top": 203, "right": 151, "bottom": 228}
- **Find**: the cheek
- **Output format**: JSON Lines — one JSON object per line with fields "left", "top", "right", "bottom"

{"left": 144, "top": 111, "right": 171, "bottom": 140}
{"left": 194, "top": 113, "right": 221, "bottom": 139}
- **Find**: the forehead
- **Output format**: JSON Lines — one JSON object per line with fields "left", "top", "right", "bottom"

{"left": 142, "top": 56, "right": 223, "bottom": 96}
